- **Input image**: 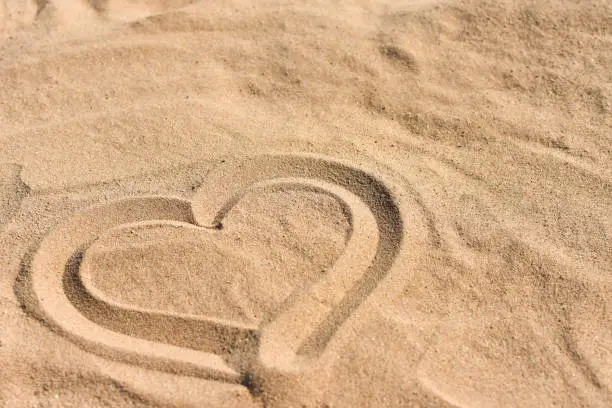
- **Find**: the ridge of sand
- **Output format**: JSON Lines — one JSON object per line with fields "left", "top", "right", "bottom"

{"left": 0, "top": 163, "right": 29, "bottom": 229}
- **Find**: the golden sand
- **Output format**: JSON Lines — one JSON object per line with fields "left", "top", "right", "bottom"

{"left": 1, "top": 1, "right": 610, "bottom": 406}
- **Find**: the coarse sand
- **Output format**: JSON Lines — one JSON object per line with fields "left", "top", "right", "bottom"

{"left": 0, "top": 0, "right": 610, "bottom": 406}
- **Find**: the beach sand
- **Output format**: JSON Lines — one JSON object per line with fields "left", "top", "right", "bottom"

{"left": 0, "top": 0, "right": 610, "bottom": 406}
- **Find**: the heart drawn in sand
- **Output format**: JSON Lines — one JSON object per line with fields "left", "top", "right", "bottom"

{"left": 28, "top": 154, "right": 405, "bottom": 384}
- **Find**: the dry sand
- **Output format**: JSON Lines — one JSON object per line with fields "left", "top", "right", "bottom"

{"left": 1, "top": 0, "right": 611, "bottom": 406}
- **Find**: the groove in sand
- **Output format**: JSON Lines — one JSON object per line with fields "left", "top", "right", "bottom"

{"left": 27, "top": 153, "right": 406, "bottom": 383}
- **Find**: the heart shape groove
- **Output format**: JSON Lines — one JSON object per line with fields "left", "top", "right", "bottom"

{"left": 29, "top": 154, "right": 406, "bottom": 384}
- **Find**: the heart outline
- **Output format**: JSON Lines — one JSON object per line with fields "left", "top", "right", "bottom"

{"left": 28, "top": 153, "right": 406, "bottom": 383}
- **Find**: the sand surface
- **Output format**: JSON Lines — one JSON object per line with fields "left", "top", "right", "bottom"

{"left": 1, "top": 0, "right": 611, "bottom": 406}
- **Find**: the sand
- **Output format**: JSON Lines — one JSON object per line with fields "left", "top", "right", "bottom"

{"left": 0, "top": 0, "right": 610, "bottom": 406}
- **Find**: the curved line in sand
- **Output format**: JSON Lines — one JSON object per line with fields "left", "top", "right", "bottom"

{"left": 192, "top": 155, "right": 404, "bottom": 371}
{"left": 30, "top": 196, "right": 243, "bottom": 381}
{"left": 29, "top": 154, "right": 404, "bottom": 382}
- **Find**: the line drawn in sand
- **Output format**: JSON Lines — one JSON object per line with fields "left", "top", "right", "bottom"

{"left": 25, "top": 153, "right": 407, "bottom": 388}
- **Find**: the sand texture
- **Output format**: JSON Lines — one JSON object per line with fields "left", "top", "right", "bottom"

{"left": 1, "top": 0, "right": 611, "bottom": 407}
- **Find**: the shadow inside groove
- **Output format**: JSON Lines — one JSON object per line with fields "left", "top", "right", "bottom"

{"left": 294, "top": 163, "right": 404, "bottom": 357}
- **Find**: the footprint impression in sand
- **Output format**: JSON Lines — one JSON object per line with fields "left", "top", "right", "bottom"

{"left": 27, "top": 154, "right": 408, "bottom": 385}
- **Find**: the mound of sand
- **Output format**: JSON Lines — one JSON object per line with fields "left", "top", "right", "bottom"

{"left": 0, "top": 0, "right": 610, "bottom": 407}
